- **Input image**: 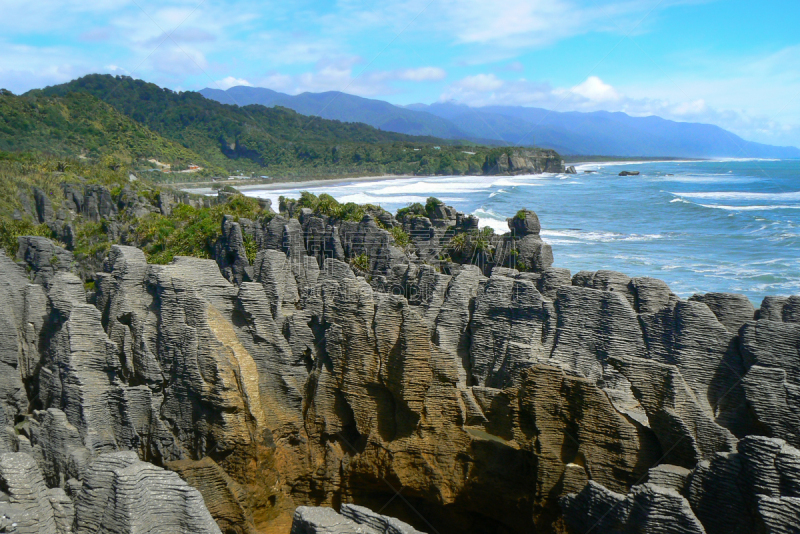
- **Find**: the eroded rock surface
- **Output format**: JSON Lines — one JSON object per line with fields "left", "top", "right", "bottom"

{"left": 0, "top": 203, "right": 797, "bottom": 534}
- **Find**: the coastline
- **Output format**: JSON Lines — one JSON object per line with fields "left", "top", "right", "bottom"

{"left": 180, "top": 157, "right": 743, "bottom": 193}
{"left": 181, "top": 173, "right": 427, "bottom": 193}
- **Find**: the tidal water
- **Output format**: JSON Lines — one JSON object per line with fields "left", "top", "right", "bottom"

{"left": 234, "top": 159, "right": 800, "bottom": 304}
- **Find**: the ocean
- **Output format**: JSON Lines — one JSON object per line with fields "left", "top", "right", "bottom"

{"left": 227, "top": 159, "right": 800, "bottom": 304}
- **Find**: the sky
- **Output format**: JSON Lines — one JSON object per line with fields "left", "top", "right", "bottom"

{"left": 2, "top": 0, "right": 800, "bottom": 147}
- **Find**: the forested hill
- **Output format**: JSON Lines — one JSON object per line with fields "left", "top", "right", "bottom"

{"left": 25, "top": 74, "right": 515, "bottom": 179}
{"left": 0, "top": 89, "right": 214, "bottom": 171}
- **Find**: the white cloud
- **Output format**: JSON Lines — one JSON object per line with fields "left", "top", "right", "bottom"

{"left": 671, "top": 99, "right": 707, "bottom": 116}
{"left": 569, "top": 76, "right": 621, "bottom": 102}
{"left": 326, "top": 0, "right": 700, "bottom": 63}
{"left": 395, "top": 67, "right": 446, "bottom": 82}
{"left": 249, "top": 63, "right": 446, "bottom": 97}
{"left": 148, "top": 45, "right": 208, "bottom": 77}
{"left": 455, "top": 74, "right": 504, "bottom": 92}
{"left": 214, "top": 76, "right": 253, "bottom": 90}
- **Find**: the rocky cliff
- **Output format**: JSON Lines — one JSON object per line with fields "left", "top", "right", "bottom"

{"left": 0, "top": 182, "right": 798, "bottom": 533}
{"left": 483, "top": 149, "right": 564, "bottom": 175}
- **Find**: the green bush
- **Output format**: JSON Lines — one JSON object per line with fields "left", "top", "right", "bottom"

{"left": 243, "top": 234, "right": 258, "bottom": 264}
{"left": 425, "top": 196, "right": 444, "bottom": 218}
{"left": 396, "top": 202, "right": 426, "bottom": 220}
{"left": 389, "top": 226, "right": 410, "bottom": 248}
{"left": 350, "top": 253, "right": 369, "bottom": 272}
{"left": 0, "top": 219, "right": 52, "bottom": 256}
{"left": 136, "top": 194, "right": 263, "bottom": 264}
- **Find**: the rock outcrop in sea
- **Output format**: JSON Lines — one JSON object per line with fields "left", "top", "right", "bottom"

{"left": 0, "top": 183, "right": 798, "bottom": 533}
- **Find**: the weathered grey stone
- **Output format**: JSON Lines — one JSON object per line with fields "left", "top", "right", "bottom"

{"left": 0, "top": 452, "right": 58, "bottom": 534}
{"left": 740, "top": 318, "right": 800, "bottom": 447}
{"left": 515, "top": 235, "right": 553, "bottom": 272}
{"left": 74, "top": 451, "right": 221, "bottom": 534}
{"left": 2, "top": 205, "right": 800, "bottom": 534}
{"left": 469, "top": 273, "right": 554, "bottom": 388}
{"left": 610, "top": 354, "right": 737, "bottom": 467}
{"left": 167, "top": 457, "right": 257, "bottom": 534}
{"left": 536, "top": 267, "right": 571, "bottom": 300}
{"left": 290, "top": 506, "right": 374, "bottom": 534}
{"left": 640, "top": 299, "right": 747, "bottom": 432}
{"left": 646, "top": 465, "right": 692, "bottom": 495}
{"left": 28, "top": 408, "right": 92, "bottom": 488}
{"left": 561, "top": 481, "right": 706, "bottom": 534}
{"left": 16, "top": 236, "right": 75, "bottom": 289}
{"left": 550, "top": 285, "right": 644, "bottom": 381}
{"left": 631, "top": 276, "right": 675, "bottom": 314}
{"left": 689, "top": 292, "right": 755, "bottom": 333}
{"left": 433, "top": 265, "right": 484, "bottom": 385}
{"left": 33, "top": 187, "right": 55, "bottom": 224}
{"left": 341, "top": 504, "right": 425, "bottom": 534}
{"left": 83, "top": 185, "right": 116, "bottom": 222}
{"left": 758, "top": 296, "right": 800, "bottom": 323}
{"left": 215, "top": 215, "right": 253, "bottom": 285}
{"left": 507, "top": 210, "right": 541, "bottom": 236}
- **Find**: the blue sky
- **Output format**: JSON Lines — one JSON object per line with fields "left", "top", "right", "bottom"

{"left": 2, "top": 0, "right": 800, "bottom": 146}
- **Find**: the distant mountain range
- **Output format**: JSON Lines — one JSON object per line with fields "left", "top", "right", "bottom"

{"left": 201, "top": 86, "right": 800, "bottom": 159}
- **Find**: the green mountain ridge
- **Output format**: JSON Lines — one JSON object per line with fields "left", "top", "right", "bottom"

{"left": 25, "top": 74, "right": 524, "bottom": 180}
{"left": 0, "top": 89, "right": 214, "bottom": 171}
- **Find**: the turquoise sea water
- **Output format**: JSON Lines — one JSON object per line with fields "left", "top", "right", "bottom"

{"left": 236, "top": 159, "right": 800, "bottom": 303}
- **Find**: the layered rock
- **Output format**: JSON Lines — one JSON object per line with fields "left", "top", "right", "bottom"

{"left": 74, "top": 451, "right": 221, "bottom": 534}
{"left": 562, "top": 435, "right": 800, "bottom": 534}
{"left": 483, "top": 149, "right": 563, "bottom": 175}
{"left": 290, "top": 504, "right": 426, "bottom": 534}
{"left": 1, "top": 203, "right": 799, "bottom": 534}
{"left": 505, "top": 210, "right": 554, "bottom": 272}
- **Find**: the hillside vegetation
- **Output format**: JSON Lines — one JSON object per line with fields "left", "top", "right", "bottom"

{"left": 0, "top": 151, "right": 268, "bottom": 266}
{"left": 27, "top": 74, "right": 520, "bottom": 180}
{"left": 0, "top": 89, "right": 216, "bottom": 173}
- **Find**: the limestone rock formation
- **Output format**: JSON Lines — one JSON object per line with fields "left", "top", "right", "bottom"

{"left": 1, "top": 199, "right": 799, "bottom": 534}
{"left": 290, "top": 505, "right": 425, "bottom": 534}
{"left": 561, "top": 481, "right": 705, "bottom": 534}
{"left": 74, "top": 451, "right": 222, "bottom": 534}
{"left": 0, "top": 452, "right": 62, "bottom": 534}
{"left": 215, "top": 215, "right": 254, "bottom": 284}
{"left": 483, "top": 149, "right": 563, "bottom": 175}
{"left": 506, "top": 211, "right": 554, "bottom": 272}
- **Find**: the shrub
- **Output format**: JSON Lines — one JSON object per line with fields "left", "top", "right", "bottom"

{"left": 389, "top": 226, "right": 410, "bottom": 248}
{"left": 350, "top": 253, "right": 369, "bottom": 273}
{"left": 243, "top": 234, "right": 258, "bottom": 264}
{"left": 447, "top": 233, "right": 467, "bottom": 253}
{"left": 396, "top": 202, "right": 426, "bottom": 220}
{"left": 0, "top": 219, "right": 52, "bottom": 257}
{"left": 425, "top": 196, "right": 444, "bottom": 218}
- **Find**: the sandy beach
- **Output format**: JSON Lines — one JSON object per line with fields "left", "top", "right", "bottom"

{"left": 181, "top": 174, "right": 419, "bottom": 194}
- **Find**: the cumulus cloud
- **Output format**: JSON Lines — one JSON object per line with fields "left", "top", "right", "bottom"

{"left": 214, "top": 76, "right": 253, "bottom": 90}
{"left": 569, "top": 76, "right": 621, "bottom": 102}
{"left": 455, "top": 74, "right": 505, "bottom": 92}
{"left": 671, "top": 99, "right": 707, "bottom": 116}
{"left": 250, "top": 63, "right": 446, "bottom": 97}
{"left": 395, "top": 67, "right": 446, "bottom": 81}
{"left": 148, "top": 45, "right": 208, "bottom": 77}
